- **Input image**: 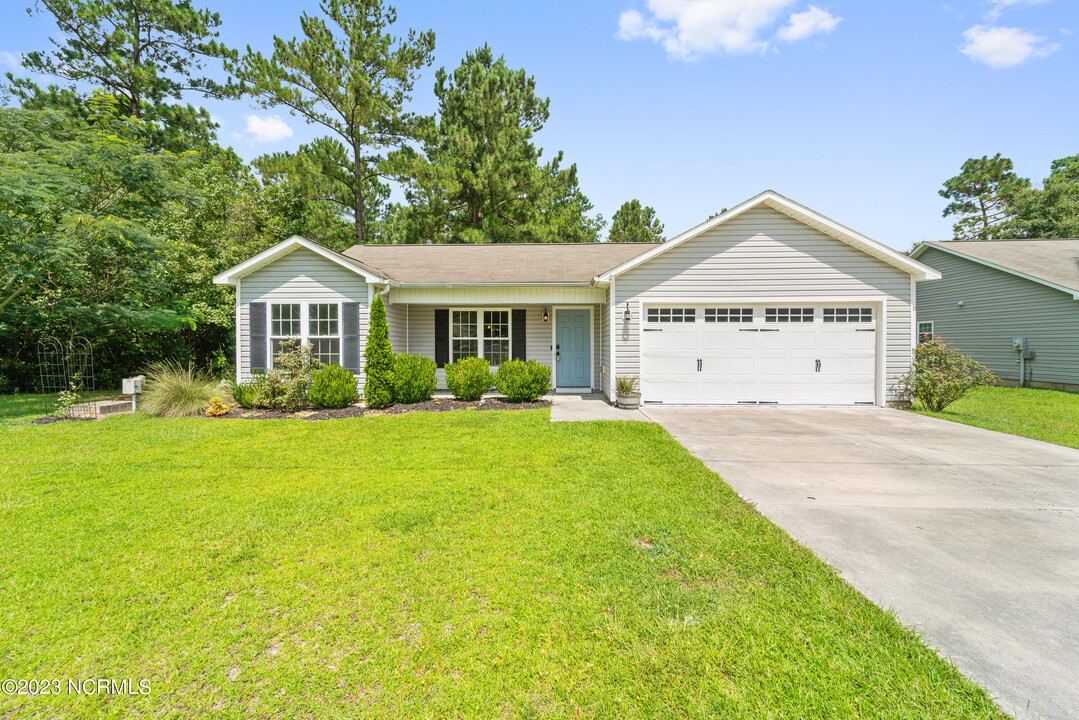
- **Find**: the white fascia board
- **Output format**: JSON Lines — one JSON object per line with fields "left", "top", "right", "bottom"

{"left": 912, "top": 242, "right": 1079, "bottom": 300}
{"left": 594, "top": 190, "right": 941, "bottom": 283}
{"left": 213, "top": 236, "right": 389, "bottom": 286}
{"left": 394, "top": 282, "right": 595, "bottom": 288}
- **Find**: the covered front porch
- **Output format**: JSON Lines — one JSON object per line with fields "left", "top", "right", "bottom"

{"left": 382, "top": 298, "right": 608, "bottom": 394}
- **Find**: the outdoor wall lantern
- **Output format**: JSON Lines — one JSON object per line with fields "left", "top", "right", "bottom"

{"left": 623, "top": 304, "right": 631, "bottom": 322}
{"left": 542, "top": 307, "right": 549, "bottom": 322}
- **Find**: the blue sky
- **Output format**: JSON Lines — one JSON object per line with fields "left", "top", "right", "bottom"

{"left": 2, "top": 0, "right": 1076, "bottom": 250}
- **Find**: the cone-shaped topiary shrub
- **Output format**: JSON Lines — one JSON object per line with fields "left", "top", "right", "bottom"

{"left": 363, "top": 295, "right": 395, "bottom": 409}
{"left": 394, "top": 354, "right": 437, "bottom": 404}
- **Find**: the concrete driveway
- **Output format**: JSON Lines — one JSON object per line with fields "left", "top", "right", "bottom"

{"left": 642, "top": 406, "right": 1079, "bottom": 720}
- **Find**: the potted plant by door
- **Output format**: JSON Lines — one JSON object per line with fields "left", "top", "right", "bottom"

{"left": 615, "top": 375, "right": 641, "bottom": 409}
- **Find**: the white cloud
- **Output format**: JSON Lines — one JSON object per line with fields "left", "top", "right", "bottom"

{"left": 242, "top": 114, "right": 293, "bottom": 143}
{"left": 0, "top": 51, "right": 21, "bottom": 72}
{"left": 986, "top": 0, "right": 1051, "bottom": 20}
{"left": 617, "top": 0, "right": 802, "bottom": 59}
{"left": 777, "top": 6, "right": 841, "bottom": 42}
{"left": 959, "top": 25, "right": 1058, "bottom": 67}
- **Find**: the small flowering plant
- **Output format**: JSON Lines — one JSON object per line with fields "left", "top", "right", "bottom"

{"left": 897, "top": 337, "right": 996, "bottom": 412}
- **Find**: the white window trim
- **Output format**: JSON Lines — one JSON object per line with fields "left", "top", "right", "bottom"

{"left": 267, "top": 301, "right": 343, "bottom": 368}
{"left": 448, "top": 307, "right": 512, "bottom": 367}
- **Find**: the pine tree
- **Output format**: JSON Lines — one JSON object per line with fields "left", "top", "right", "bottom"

{"left": 231, "top": 0, "right": 434, "bottom": 245}
{"left": 363, "top": 294, "right": 394, "bottom": 408}
{"left": 608, "top": 200, "right": 665, "bottom": 243}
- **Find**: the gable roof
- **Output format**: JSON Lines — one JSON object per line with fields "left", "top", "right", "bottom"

{"left": 340, "top": 242, "right": 657, "bottom": 285}
{"left": 213, "top": 236, "right": 389, "bottom": 286}
{"left": 594, "top": 190, "right": 941, "bottom": 282}
{"left": 912, "top": 239, "right": 1079, "bottom": 300}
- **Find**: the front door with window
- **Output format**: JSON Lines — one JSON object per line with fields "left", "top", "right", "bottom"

{"left": 555, "top": 309, "right": 590, "bottom": 388}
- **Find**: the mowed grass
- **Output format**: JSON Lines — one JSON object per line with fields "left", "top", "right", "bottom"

{"left": 0, "top": 408, "right": 1004, "bottom": 719}
{"left": 913, "top": 385, "right": 1079, "bottom": 449}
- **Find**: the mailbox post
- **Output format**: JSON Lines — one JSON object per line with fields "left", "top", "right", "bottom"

{"left": 122, "top": 375, "right": 144, "bottom": 411}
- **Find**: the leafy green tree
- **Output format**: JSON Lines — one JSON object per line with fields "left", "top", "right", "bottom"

{"left": 0, "top": 92, "right": 194, "bottom": 387}
{"left": 152, "top": 156, "right": 308, "bottom": 368}
{"left": 940, "top": 154, "right": 1030, "bottom": 241}
{"left": 254, "top": 137, "right": 390, "bottom": 250}
{"left": 609, "top": 200, "right": 664, "bottom": 243}
{"left": 388, "top": 45, "right": 603, "bottom": 243}
{"left": 9, "top": 0, "right": 238, "bottom": 151}
{"left": 363, "top": 294, "right": 394, "bottom": 408}
{"left": 1005, "top": 154, "right": 1079, "bottom": 239}
{"left": 231, "top": 0, "right": 435, "bottom": 245}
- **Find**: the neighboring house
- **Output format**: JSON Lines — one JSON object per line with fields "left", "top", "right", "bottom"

{"left": 214, "top": 191, "right": 938, "bottom": 406}
{"left": 911, "top": 239, "right": 1079, "bottom": 391}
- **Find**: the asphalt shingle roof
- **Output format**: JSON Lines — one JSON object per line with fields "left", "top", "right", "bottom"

{"left": 924, "top": 239, "right": 1079, "bottom": 294}
{"left": 341, "top": 243, "right": 659, "bottom": 284}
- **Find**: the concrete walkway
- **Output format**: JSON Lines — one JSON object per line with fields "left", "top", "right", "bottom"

{"left": 549, "top": 393, "right": 650, "bottom": 422}
{"left": 643, "top": 406, "right": 1079, "bottom": 720}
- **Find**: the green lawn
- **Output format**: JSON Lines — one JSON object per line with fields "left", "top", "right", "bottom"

{"left": 0, "top": 407, "right": 1003, "bottom": 718}
{"left": 912, "top": 385, "right": 1079, "bottom": 449}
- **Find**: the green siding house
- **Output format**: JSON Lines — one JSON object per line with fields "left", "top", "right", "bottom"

{"left": 911, "top": 240, "right": 1079, "bottom": 391}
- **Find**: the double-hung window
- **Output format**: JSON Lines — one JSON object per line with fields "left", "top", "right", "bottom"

{"left": 270, "top": 304, "right": 302, "bottom": 363}
{"left": 268, "top": 302, "right": 343, "bottom": 368}
{"left": 450, "top": 309, "right": 511, "bottom": 366}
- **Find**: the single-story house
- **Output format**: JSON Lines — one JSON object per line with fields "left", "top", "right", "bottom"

{"left": 214, "top": 191, "right": 939, "bottom": 406}
{"left": 910, "top": 239, "right": 1079, "bottom": 391}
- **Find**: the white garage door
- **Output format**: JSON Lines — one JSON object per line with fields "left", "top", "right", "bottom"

{"left": 641, "top": 305, "right": 877, "bottom": 405}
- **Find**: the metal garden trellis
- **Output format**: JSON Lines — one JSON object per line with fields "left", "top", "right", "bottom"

{"left": 36, "top": 335, "right": 97, "bottom": 419}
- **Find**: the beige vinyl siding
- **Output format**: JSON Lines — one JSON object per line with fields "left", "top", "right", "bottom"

{"left": 385, "top": 300, "right": 407, "bottom": 354}
{"left": 614, "top": 206, "right": 914, "bottom": 402}
{"left": 237, "top": 247, "right": 369, "bottom": 383}
{"left": 394, "top": 303, "right": 604, "bottom": 392}
{"left": 916, "top": 247, "right": 1079, "bottom": 385}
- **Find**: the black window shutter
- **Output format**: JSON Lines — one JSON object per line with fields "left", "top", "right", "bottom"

{"left": 249, "top": 302, "right": 266, "bottom": 372}
{"left": 434, "top": 309, "right": 449, "bottom": 367}
{"left": 342, "top": 301, "right": 360, "bottom": 372}
{"left": 511, "top": 309, "right": 526, "bottom": 361}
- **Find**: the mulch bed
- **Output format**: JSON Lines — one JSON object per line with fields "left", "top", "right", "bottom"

{"left": 29, "top": 415, "right": 97, "bottom": 425}
{"left": 213, "top": 397, "right": 551, "bottom": 421}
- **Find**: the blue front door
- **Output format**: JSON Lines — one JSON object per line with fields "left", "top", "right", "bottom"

{"left": 556, "top": 309, "right": 590, "bottom": 388}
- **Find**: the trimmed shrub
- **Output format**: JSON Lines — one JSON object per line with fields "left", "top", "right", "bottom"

{"left": 364, "top": 295, "right": 395, "bottom": 409}
{"left": 309, "top": 364, "right": 359, "bottom": 408}
{"left": 897, "top": 336, "right": 997, "bottom": 412}
{"left": 494, "top": 359, "right": 551, "bottom": 402}
{"left": 140, "top": 361, "right": 219, "bottom": 418}
{"left": 394, "top": 354, "right": 437, "bottom": 404}
{"left": 445, "top": 357, "right": 492, "bottom": 401}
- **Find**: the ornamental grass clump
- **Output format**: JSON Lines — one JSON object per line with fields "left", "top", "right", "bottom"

{"left": 394, "top": 354, "right": 437, "bottom": 404}
{"left": 445, "top": 357, "right": 492, "bottom": 401}
{"left": 898, "top": 337, "right": 996, "bottom": 412}
{"left": 494, "top": 359, "right": 550, "bottom": 402}
{"left": 140, "top": 361, "right": 220, "bottom": 418}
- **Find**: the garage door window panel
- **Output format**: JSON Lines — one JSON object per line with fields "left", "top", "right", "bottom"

{"left": 823, "top": 308, "right": 873, "bottom": 323}
{"left": 704, "top": 308, "right": 753, "bottom": 323}
{"left": 765, "top": 308, "right": 814, "bottom": 323}
{"left": 647, "top": 307, "right": 696, "bottom": 323}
